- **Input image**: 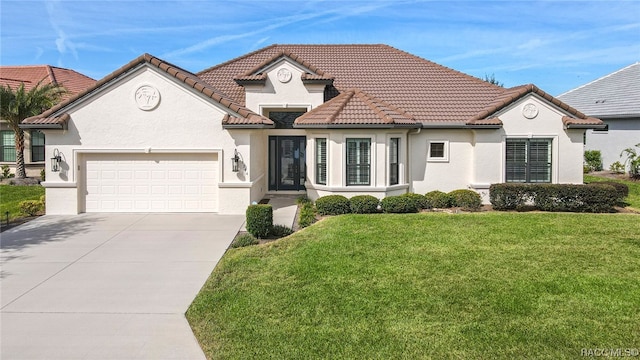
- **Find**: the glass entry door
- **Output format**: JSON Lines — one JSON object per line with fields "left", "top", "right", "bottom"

{"left": 269, "top": 136, "right": 306, "bottom": 191}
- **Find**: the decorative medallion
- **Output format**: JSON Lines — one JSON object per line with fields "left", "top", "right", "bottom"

{"left": 277, "top": 68, "right": 292, "bottom": 83}
{"left": 522, "top": 103, "right": 539, "bottom": 119}
{"left": 135, "top": 85, "right": 161, "bottom": 111}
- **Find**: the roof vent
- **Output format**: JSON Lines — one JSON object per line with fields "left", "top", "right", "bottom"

{"left": 595, "top": 99, "right": 607, "bottom": 104}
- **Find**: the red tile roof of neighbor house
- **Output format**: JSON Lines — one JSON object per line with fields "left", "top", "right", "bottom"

{"left": 21, "top": 44, "right": 603, "bottom": 129}
{"left": 0, "top": 65, "right": 96, "bottom": 101}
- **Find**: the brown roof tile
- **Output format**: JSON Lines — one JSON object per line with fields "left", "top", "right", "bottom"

{"left": 295, "top": 89, "right": 418, "bottom": 128}
{"left": 0, "top": 65, "right": 95, "bottom": 101}
{"left": 22, "top": 53, "right": 269, "bottom": 128}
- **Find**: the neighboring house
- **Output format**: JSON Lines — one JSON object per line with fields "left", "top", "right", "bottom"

{"left": 21, "top": 45, "right": 603, "bottom": 215}
{"left": 0, "top": 65, "right": 96, "bottom": 176}
{"left": 558, "top": 62, "right": 640, "bottom": 170}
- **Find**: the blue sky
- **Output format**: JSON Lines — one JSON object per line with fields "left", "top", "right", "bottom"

{"left": 1, "top": 0, "right": 638, "bottom": 95}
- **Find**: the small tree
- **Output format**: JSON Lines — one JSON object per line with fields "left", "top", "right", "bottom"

{"left": 620, "top": 143, "right": 640, "bottom": 179}
{"left": 483, "top": 73, "right": 504, "bottom": 87}
{"left": 0, "top": 81, "right": 66, "bottom": 178}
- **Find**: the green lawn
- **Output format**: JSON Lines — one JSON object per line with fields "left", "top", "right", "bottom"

{"left": 584, "top": 174, "right": 640, "bottom": 209}
{"left": 188, "top": 213, "right": 640, "bottom": 359}
{"left": 0, "top": 184, "right": 45, "bottom": 221}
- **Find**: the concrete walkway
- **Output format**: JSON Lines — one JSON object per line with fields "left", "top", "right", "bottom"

{"left": 0, "top": 213, "right": 244, "bottom": 360}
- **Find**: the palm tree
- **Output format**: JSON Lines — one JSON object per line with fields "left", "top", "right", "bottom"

{"left": 0, "top": 81, "right": 66, "bottom": 178}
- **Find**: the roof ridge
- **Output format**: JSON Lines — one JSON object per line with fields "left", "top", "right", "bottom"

{"left": 45, "top": 65, "right": 57, "bottom": 86}
{"left": 352, "top": 88, "right": 413, "bottom": 123}
{"left": 558, "top": 62, "right": 640, "bottom": 97}
{"left": 330, "top": 90, "right": 355, "bottom": 124}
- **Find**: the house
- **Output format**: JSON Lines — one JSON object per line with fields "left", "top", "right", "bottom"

{"left": 557, "top": 62, "right": 640, "bottom": 170}
{"left": 21, "top": 44, "right": 604, "bottom": 215}
{"left": 0, "top": 65, "right": 96, "bottom": 176}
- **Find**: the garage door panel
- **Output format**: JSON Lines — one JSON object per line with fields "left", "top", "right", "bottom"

{"left": 84, "top": 153, "right": 218, "bottom": 213}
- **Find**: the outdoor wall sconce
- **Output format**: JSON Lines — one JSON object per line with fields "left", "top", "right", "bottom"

{"left": 51, "top": 148, "right": 62, "bottom": 172}
{"left": 231, "top": 149, "right": 241, "bottom": 172}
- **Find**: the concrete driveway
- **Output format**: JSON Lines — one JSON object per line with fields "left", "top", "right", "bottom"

{"left": 1, "top": 213, "right": 244, "bottom": 360}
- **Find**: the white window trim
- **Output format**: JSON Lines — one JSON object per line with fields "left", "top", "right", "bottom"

{"left": 343, "top": 135, "right": 375, "bottom": 187}
{"left": 427, "top": 140, "right": 449, "bottom": 162}
{"left": 501, "top": 135, "right": 558, "bottom": 183}
{"left": 387, "top": 135, "right": 402, "bottom": 186}
{"left": 314, "top": 136, "right": 329, "bottom": 186}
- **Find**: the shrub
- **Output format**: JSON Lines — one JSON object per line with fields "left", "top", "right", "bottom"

{"left": 449, "top": 189, "right": 482, "bottom": 211}
{"left": 246, "top": 204, "right": 273, "bottom": 238}
{"left": 584, "top": 150, "right": 603, "bottom": 172}
{"left": 349, "top": 195, "right": 380, "bottom": 214}
{"left": 296, "top": 195, "right": 312, "bottom": 205}
{"left": 298, "top": 202, "right": 317, "bottom": 228}
{"left": 380, "top": 195, "right": 419, "bottom": 213}
{"left": 315, "top": 195, "right": 351, "bottom": 216}
{"left": 587, "top": 181, "right": 628, "bottom": 205}
{"left": 40, "top": 169, "right": 46, "bottom": 182}
{"left": 402, "top": 193, "right": 431, "bottom": 210}
{"left": 489, "top": 184, "right": 532, "bottom": 210}
{"left": 620, "top": 143, "right": 640, "bottom": 179}
{"left": 424, "top": 190, "right": 451, "bottom": 208}
{"left": 609, "top": 161, "right": 625, "bottom": 174}
{"left": 231, "top": 233, "right": 259, "bottom": 248}
{"left": 489, "top": 183, "right": 618, "bottom": 213}
{"left": 1, "top": 165, "right": 12, "bottom": 180}
{"left": 271, "top": 224, "right": 294, "bottom": 238}
{"left": 19, "top": 200, "right": 44, "bottom": 216}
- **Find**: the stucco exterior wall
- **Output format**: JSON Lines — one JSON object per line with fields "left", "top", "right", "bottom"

{"left": 244, "top": 60, "right": 325, "bottom": 115}
{"left": 43, "top": 65, "right": 252, "bottom": 214}
{"left": 305, "top": 129, "right": 409, "bottom": 200}
{"left": 585, "top": 118, "right": 640, "bottom": 169}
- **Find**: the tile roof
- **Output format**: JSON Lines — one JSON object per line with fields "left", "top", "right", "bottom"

{"left": 22, "top": 53, "right": 269, "bottom": 129}
{"left": 198, "top": 44, "right": 596, "bottom": 127}
{"left": 558, "top": 62, "right": 640, "bottom": 118}
{"left": 295, "top": 88, "right": 418, "bottom": 128}
{"left": 0, "top": 65, "right": 96, "bottom": 100}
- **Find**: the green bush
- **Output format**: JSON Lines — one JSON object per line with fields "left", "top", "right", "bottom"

{"left": 402, "top": 193, "right": 431, "bottom": 210}
{"left": 298, "top": 202, "right": 317, "bottom": 228}
{"left": 349, "top": 195, "right": 380, "bottom": 214}
{"left": 19, "top": 200, "right": 44, "bottom": 216}
{"left": 315, "top": 195, "right": 351, "bottom": 216}
{"left": 609, "top": 161, "right": 625, "bottom": 174}
{"left": 271, "top": 224, "right": 294, "bottom": 238}
{"left": 449, "top": 189, "right": 482, "bottom": 211}
{"left": 40, "top": 169, "right": 46, "bottom": 182}
{"left": 380, "top": 195, "right": 419, "bottom": 213}
{"left": 246, "top": 204, "right": 273, "bottom": 238}
{"left": 1, "top": 165, "right": 13, "bottom": 180}
{"left": 424, "top": 191, "right": 451, "bottom": 208}
{"left": 489, "top": 183, "right": 618, "bottom": 213}
{"left": 489, "top": 184, "right": 532, "bottom": 210}
{"left": 584, "top": 150, "right": 603, "bottom": 172}
{"left": 296, "top": 195, "right": 312, "bottom": 205}
{"left": 588, "top": 181, "right": 629, "bottom": 201}
{"left": 231, "top": 233, "right": 259, "bottom": 248}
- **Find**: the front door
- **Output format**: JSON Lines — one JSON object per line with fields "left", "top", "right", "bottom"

{"left": 269, "top": 136, "right": 306, "bottom": 191}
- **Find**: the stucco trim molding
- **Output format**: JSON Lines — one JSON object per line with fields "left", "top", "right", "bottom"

{"left": 41, "top": 182, "right": 77, "bottom": 188}
{"left": 307, "top": 183, "right": 409, "bottom": 193}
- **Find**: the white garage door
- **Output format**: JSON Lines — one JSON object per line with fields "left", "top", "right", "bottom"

{"left": 84, "top": 153, "right": 218, "bottom": 212}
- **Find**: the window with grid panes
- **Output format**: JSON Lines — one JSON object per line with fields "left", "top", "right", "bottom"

{"left": 505, "top": 138, "right": 551, "bottom": 183}
{"left": 316, "top": 138, "right": 327, "bottom": 185}
{"left": 31, "top": 130, "right": 45, "bottom": 162}
{"left": 1, "top": 131, "right": 16, "bottom": 162}
{"left": 389, "top": 138, "right": 399, "bottom": 185}
{"left": 346, "top": 138, "right": 370, "bottom": 186}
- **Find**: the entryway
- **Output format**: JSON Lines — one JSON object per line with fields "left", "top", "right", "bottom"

{"left": 268, "top": 136, "right": 306, "bottom": 191}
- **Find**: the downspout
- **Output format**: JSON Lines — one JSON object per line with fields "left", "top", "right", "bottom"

{"left": 407, "top": 127, "right": 422, "bottom": 192}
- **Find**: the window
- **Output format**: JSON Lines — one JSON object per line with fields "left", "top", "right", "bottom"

{"left": 506, "top": 138, "right": 552, "bottom": 183}
{"left": 428, "top": 141, "right": 449, "bottom": 162}
{"left": 389, "top": 138, "right": 399, "bottom": 185}
{"left": 316, "top": 138, "right": 327, "bottom": 185}
{"left": 1, "top": 131, "right": 16, "bottom": 162}
{"left": 31, "top": 130, "right": 45, "bottom": 162}
{"left": 346, "top": 138, "right": 370, "bottom": 186}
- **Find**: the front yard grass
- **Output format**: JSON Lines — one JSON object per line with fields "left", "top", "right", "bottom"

{"left": 188, "top": 213, "right": 640, "bottom": 359}
{"left": 584, "top": 174, "right": 640, "bottom": 209}
{"left": 0, "top": 184, "right": 45, "bottom": 222}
